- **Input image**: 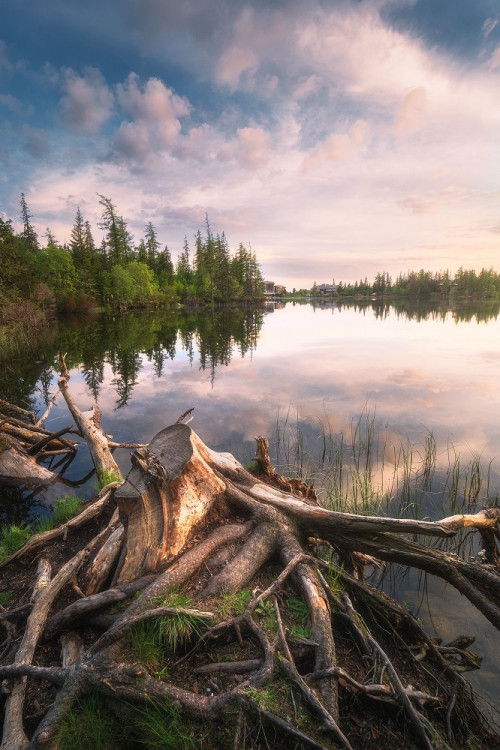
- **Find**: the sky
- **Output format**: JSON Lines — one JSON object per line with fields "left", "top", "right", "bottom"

{"left": 1, "top": 0, "right": 499, "bottom": 289}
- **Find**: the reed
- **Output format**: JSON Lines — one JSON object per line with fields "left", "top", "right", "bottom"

{"left": 272, "top": 410, "right": 499, "bottom": 522}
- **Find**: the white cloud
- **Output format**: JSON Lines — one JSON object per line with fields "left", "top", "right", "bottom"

{"left": 483, "top": 18, "right": 498, "bottom": 37}
{"left": 61, "top": 67, "right": 114, "bottom": 134}
{"left": 114, "top": 74, "right": 191, "bottom": 163}
{"left": 302, "top": 120, "right": 370, "bottom": 170}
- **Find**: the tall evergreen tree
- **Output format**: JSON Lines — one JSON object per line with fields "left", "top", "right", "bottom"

{"left": 19, "top": 193, "right": 39, "bottom": 252}
{"left": 98, "top": 195, "right": 133, "bottom": 266}
{"left": 176, "top": 236, "right": 191, "bottom": 284}
{"left": 70, "top": 208, "right": 85, "bottom": 262}
{"left": 144, "top": 222, "right": 160, "bottom": 269}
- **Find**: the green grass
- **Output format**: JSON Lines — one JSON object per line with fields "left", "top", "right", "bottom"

{"left": 255, "top": 598, "right": 277, "bottom": 633}
{"left": 132, "top": 700, "right": 197, "bottom": 749}
{"left": 244, "top": 685, "right": 280, "bottom": 713}
{"left": 273, "top": 409, "right": 499, "bottom": 526}
{"left": 246, "top": 459, "right": 260, "bottom": 475}
{"left": 130, "top": 592, "right": 207, "bottom": 667}
{"left": 0, "top": 590, "right": 12, "bottom": 606}
{"left": 96, "top": 468, "right": 122, "bottom": 489}
{"left": 217, "top": 587, "right": 252, "bottom": 618}
{"left": 35, "top": 495, "right": 83, "bottom": 533}
{"left": 55, "top": 693, "right": 129, "bottom": 750}
{"left": 285, "top": 596, "right": 312, "bottom": 638}
{"left": 0, "top": 524, "right": 32, "bottom": 562}
{"left": 0, "top": 495, "right": 86, "bottom": 561}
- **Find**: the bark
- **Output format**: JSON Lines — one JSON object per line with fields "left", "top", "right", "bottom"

{"left": 1, "top": 410, "right": 499, "bottom": 750}
{"left": 0, "top": 434, "right": 56, "bottom": 484}
{"left": 114, "top": 424, "right": 225, "bottom": 582}
{"left": 58, "top": 355, "right": 121, "bottom": 481}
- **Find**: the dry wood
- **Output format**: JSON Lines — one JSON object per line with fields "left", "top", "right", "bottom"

{"left": 34, "top": 389, "right": 60, "bottom": 428}
{"left": 0, "top": 399, "right": 36, "bottom": 423}
{"left": 0, "top": 433, "right": 56, "bottom": 484}
{"left": 85, "top": 522, "right": 124, "bottom": 595}
{"left": 1, "top": 406, "right": 499, "bottom": 750}
{"left": 58, "top": 355, "right": 121, "bottom": 481}
{"left": 114, "top": 424, "right": 225, "bottom": 581}
{"left": 60, "top": 633, "right": 83, "bottom": 669}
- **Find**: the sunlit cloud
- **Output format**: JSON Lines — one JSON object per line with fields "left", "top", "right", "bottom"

{"left": 2, "top": 0, "right": 500, "bottom": 287}
{"left": 60, "top": 67, "right": 114, "bottom": 134}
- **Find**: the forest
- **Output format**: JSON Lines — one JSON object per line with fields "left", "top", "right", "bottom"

{"left": 0, "top": 194, "right": 265, "bottom": 314}
{"left": 300, "top": 267, "right": 500, "bottom": 300}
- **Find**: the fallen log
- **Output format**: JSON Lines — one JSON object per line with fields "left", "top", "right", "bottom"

{"left": 58, "top": 354, "right": 121, "bottom": 483}
{"left": 0, "top": 433, "right": 56, "bottom": 484}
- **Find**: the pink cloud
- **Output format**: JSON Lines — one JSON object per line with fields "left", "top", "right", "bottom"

{"left": 302, "top": 120, "right": 369, "bottom": 170}
{"left": 393, "top": 86, "right": 427, "bottom": 137}
{"left": 237, "top": 127, "right": 271, "bottom": 169}
{"left": 61, "top": 67, "right": 113, "bottom": 134}
{"left": 293, "top": 74, "right": 319, "bottom": 101}
{"left": 114, "top": 74, "right": 191, "bottom": 162}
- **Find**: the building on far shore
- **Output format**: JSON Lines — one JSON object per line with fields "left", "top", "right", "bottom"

{"left": 314, "top": 283, "right": 338, "bottom": 295}
{"left": 263, "top": 281, "right": 287, "bottom": 296}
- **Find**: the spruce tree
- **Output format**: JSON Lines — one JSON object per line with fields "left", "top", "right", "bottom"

{"left": 19, "top": 193, "right": 39, "bottom": 252}
{"left": 98, "top": 195, "right": 133, "bottom": 266}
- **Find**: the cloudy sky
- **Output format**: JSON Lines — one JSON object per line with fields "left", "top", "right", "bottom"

{"left": 1, "top": 0, "right": 499, "bottom": 288}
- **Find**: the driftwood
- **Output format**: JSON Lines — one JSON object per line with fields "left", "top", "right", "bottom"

{"left": 1, "top": 380, "right": 500, "bottom": 749}
{"left": 0, "top": 396, "right": 77, "bottom": 485}
{"left": 0, "top": 434, "right": 56, "bottom": 484}
{"left": 58, "top": 354, "right": 121, "bottom": 482}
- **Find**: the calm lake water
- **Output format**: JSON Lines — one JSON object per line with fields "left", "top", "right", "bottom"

{"left": 1, "top": 299, "right": 500, "bottom": 717}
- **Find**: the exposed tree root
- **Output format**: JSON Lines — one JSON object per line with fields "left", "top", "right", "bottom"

{"left": 1, "top": 392, "right": 500, "bottom": 749}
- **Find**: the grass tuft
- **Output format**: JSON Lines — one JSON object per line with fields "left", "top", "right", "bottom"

{"left": 96, "top": 468, "right": 122, "bottom": 489}
{"left": 217, "top": 588, "right": 252, "bottom": 619}
{"left": 56, "top": 693, "right": 127, "bottom": 750}
{"left": 0, "top": 524, "right": 32, "bottom": 562}
{"left": 132, "top": 700, "right": 197, "bottom": 749}
{"left": 130, "top": 591, "right": 207, "bottom": 667}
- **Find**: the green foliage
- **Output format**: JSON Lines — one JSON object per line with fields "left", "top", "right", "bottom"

{"left": 132, "top": 700, "right": 197, "bottom": 749}
{"left": 0, "top": 524, "right": 32, "bottom": 562}
{"left": 286, "top": 596, "right": 312, "bottom": 639}
{"left": 96, "top": 468, "right": 122, "bottom": 489}
{"left": 130, "top": 591, "right": 206, "bottom": 667}
{"left": 0, "top": 590, "right": 12, "bottom": 606}
{"left": 56, "top": 693, "right": 128, "bottom": 750}
{"left": 255, "top": 598, "right": 277, "bottom": 632}
{"left": 217, "top": 588, "right": 252, "bottom": 618}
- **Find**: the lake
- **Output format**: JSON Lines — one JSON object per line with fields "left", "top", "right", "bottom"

{"left": 1, "top": 298, "right": 500, "bottom": 718}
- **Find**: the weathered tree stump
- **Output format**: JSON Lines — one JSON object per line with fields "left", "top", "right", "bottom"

{"left": 114, "top": 425, "right": 226, "bottom": 582}
{"left": 1, "top": 384, "right": 500, "bottom": 749}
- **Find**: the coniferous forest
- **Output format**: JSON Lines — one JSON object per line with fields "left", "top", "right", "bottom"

{"left": 0, "top": 194, "right": 265, "bottom": 315}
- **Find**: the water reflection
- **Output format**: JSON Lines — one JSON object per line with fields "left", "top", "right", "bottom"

{"left": 2, "top": 306, "right": 265, "bottom": 411}
{"left": 2, "top": 299, "right": 500, "bottom": 715}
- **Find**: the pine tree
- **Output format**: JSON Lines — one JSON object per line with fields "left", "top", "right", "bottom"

{"left": 19, "top": 193, "right": 39, "bottom": 252}
{"left": 144, "top": 222, "right": 160, "bottom": 269}
{"left": 98, "top": 195, "right": 133, "bottom": 266}
{"left": 70, "top": 208, "right": 85, "bottom": 263}
{"left": 176, "top": 237, "right": 192, "bottom": 296}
